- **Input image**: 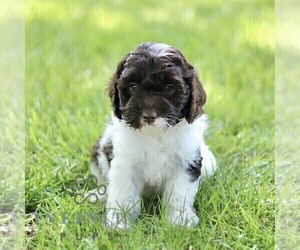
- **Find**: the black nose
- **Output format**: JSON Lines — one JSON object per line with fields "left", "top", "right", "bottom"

{"left": 142, "top": 111, "right": 158, "bottom": 124}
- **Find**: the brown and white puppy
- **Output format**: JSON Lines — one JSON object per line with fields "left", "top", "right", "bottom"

{"left": 91, "top": 42, "right": 217, "bottom": 228}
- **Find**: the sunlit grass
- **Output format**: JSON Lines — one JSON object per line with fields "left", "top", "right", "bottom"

{"left": 25, "top": 0, "right": 274, "bottom": 249}
{"left": 275, "top": 1, "right": 300, "bottom": 248}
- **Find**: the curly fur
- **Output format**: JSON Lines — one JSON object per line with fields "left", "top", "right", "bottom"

{"left": 91, "top": 42, "right": 217, "bottom": 228}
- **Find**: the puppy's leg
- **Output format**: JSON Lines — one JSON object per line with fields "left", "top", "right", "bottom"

{"left": 162, "top": 173, "right": 199, "bottom": 227}
{"left": 200, "top": 143, "right": 217, "bottom": 179}
{"left": 105, "top": 159, "right": 143, "bottom": 229}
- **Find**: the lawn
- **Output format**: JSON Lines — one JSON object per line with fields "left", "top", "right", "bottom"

{"left": 25, "top": 0, "right": 274, "bottom": 249}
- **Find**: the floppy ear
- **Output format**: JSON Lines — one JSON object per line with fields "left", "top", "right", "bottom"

{"left": 107, "top": 53, "right": 130, "bottom": 119}
{"left": 183, "top": 65, "right": 207, "bottom": 124}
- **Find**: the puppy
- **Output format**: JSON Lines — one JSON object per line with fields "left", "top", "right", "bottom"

{"left": 91, "top": 42, "right": 217, "bottom": 228}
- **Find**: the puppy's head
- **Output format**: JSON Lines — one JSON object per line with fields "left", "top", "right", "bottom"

{"left": 108, "top": 42, "right": 206, "bottom": 130}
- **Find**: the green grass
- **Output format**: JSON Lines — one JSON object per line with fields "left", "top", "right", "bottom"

{"left": 0, "top": 1, "right": 25, "bottom": 248}
{"left": 275, "top": 1, "right": 300, "bottom": 248}
{"left": 25, "top": 0, "right": 274, "bottom": 249}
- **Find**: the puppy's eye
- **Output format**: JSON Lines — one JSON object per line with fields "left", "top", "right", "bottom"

{"left": 129, "top": 83, "right": 137, "bottom": 93}
{"left": 165, "top": 84, "right": 174, "bottom": 93}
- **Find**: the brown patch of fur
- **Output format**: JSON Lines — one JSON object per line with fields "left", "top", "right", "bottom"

{"left": 91, "top": 137, "right": 101, "bottom": 166}
{"left": 108, "top": 53, "right": 130, "bottom": 119}
{"left": 184, "top": 63, "right": 207, "bottom": 124}
{"left": 187, "top": 149, "right": 203, "bottom": 182}
{"left": 91, "top": 138, "right": 114, "bottom": 167}
{"left": 103, "top": 140, "right": 114, "bottom": 163}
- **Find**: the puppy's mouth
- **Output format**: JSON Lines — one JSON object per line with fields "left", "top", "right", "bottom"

{"left": 139, "top": 110, "right": 170, "bottom": 129}
{"left": 122, "top": 108, "right": 179, "bottom": 130}
{"left": 141, "top": 117, "right": 170, "bottom": 130}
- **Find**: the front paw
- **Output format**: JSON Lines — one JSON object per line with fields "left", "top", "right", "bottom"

{"left": 105, "top": 209, "right": 131, "bottom": 229}
{"left": 167, "top": 210, "right": 199, "bottom": 228}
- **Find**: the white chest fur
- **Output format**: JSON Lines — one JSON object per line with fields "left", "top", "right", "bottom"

{"left": 92, "top": 114, "right": 217, "bottom": 228}
{"left": 110, "top": 116, "right": 208, "bottom": 189}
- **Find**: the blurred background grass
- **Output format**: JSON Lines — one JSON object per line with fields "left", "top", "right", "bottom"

{"left": 276, "top": 0, "right": 300, "bottom": 248}
{"left": 25, "top": 0, "right": 274, "bottom": 249}
{"left": 0, "top": 0, "right": 25, "bottom": 248}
